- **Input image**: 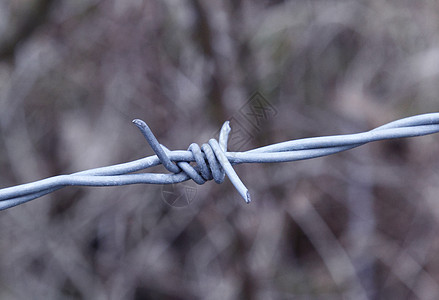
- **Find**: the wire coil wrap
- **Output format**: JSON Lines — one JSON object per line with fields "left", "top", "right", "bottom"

{"left": 1, "top": 112, "right": 439, "bottom": 210}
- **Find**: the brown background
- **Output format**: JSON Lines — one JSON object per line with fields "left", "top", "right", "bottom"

{"left": 1, "top": 0, "right": 439, "bottom": 299}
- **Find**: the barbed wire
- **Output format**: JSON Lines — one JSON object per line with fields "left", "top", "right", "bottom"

{"left": 1, "top": 112, "right": 439, "bottom": 211}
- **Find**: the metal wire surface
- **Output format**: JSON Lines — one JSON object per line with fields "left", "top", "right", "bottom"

{"left": 0, "top": 112, "right": 439, "bottom": 211}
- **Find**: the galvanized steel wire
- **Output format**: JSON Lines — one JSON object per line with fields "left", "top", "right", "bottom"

{"left": 1, "top": 112, "right": 439, "bottom": 210}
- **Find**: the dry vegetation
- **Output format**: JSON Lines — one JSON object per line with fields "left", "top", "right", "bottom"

{"left": 1, "top": 0, "right": 439, "bottom": 299}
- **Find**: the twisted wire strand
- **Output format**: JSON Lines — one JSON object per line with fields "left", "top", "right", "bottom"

{"left": 0, "top": 112, "right": 439, "bottom": 210}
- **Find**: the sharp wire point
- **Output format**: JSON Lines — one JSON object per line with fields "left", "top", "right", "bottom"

{"left": 133, "top": 119, "right": 180, "bottom": 174}
{"left": 246, "top": 191, "right": 251, "bottom": 204}
{"left": 1, "top": 112, "right": 439, "bottom": 209}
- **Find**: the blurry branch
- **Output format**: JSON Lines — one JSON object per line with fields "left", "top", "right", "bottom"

{"left": 287, "top": 191, "right": 368, "bottom": 299}
{"left": 189, "top": 0, "right": 227, "bottom": 122}
{"left": 190, "top": 0, "right": 214, "bottom": 57}
{"left": 0, "top": 0, "right": 56, "bottom": 61}
{"left": 375, "top": 235, "right": 439, "bottom": 300}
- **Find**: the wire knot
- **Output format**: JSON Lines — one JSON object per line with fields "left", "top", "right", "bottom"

{"left": 132, "top": 119, "right": 251, "bottom": 203}
{"left": 1, "top": 112, "right": 439, "bottom": 210}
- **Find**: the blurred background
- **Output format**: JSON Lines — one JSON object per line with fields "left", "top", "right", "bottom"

{"left": 1, "top": 0, "right": 439, "bottom": 299}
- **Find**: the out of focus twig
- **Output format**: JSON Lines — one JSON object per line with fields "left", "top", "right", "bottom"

{"left": 0, "top": 0, "right": 55, "bottom": 60}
